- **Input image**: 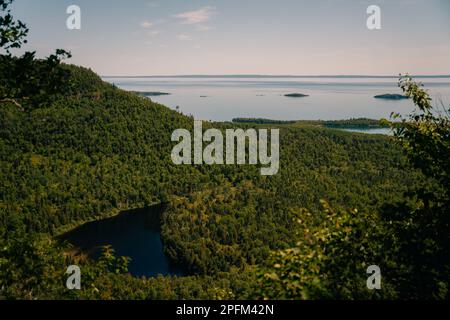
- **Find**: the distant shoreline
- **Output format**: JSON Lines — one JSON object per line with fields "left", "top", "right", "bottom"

{"left": 103, "top": 74, "right": 450, "bottom": 79}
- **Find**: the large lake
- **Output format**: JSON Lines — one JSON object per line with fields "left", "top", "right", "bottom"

{"left": 104, "top": 76, "right": 450, "bottom": 122}
{"left": 59, "top": 205, "right": 184, "bottom": 278}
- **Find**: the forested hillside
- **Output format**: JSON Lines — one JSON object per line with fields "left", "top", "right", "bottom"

{"left": 1, "top": 0, "right": 448, "bottom": 300}
{"left": 1, "top": 64, "right": 433, "bottom": 299}
{"left": 1, "top": 63, "right": 420, "bottom": 236}
{"left": 1, "top": 65, "right": 195, "bottom": 235}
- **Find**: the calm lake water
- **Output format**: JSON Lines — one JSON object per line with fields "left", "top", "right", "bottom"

{"left": 104, "top": 76, "right": 450, "bottom": 122}
{"left": 59, "top": 205, "right": 184, "bottom": 278}
{"left": 340, "top": 128, "right": 393, "bottom": 135}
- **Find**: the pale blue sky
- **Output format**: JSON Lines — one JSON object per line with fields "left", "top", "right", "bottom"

{"left": 9, "top": 0, "right": 450, "bottom": 75}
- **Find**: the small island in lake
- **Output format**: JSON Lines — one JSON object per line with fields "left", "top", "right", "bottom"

{"left": 323, "top": 118, "right": 388, "bottom": 129}
{"left": 284, "top": 93, "right": 309, "bottom": 98}
{"left": 232, "top": 117, "right": 388, "bottom": 129}
{"left": 374, "top": 94, "right": 408, "bottom": 100}
{"left": 132, "top": 91, "right": 171, "bottom": 97}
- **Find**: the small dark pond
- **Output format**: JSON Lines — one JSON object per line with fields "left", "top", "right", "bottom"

{"left": 59, "top": 204, "right": 184, "bottom": 277}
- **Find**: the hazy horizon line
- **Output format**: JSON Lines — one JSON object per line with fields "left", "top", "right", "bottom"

{"left": 102, "top": 74, "right": 450, "bottom": 79}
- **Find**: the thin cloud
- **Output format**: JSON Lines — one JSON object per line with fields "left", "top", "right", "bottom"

{"left": 140, "top": 20, "right": 154, "bottom": 28}
{"left": 173, "top": 6, "right": 216, "bottom": 24}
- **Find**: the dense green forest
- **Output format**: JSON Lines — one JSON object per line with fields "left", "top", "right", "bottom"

{"left": 1, "top": 0, "right": 449, "bottom": 300}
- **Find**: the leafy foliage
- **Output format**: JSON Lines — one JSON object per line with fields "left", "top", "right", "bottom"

{"left": 379, "top": 75, "right": 450, "bottom": 299}
{"left": 0, "top": 0, "right": 72, "bottom": 110}
{"left": 254, "top": 202, "right": 398, "bottom": 299}
{"left": 0, "top": 0, "right": 28, "bottom": 52}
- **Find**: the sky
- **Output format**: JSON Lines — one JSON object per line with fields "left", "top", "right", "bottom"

{"left": 9, "top": 0, "right": 450, "bottom": 76}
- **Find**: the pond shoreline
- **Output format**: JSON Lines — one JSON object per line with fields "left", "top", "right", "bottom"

{"left": 57, "top": 203, "right": 186, "bottom": 278}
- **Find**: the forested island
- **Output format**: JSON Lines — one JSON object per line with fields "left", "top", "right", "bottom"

{"left": 232, "top": 117, "right": 388, "bottom": 129}
{"left": 322, "top": 118, "right": 389, "bottom": 129}
{"left": 1, "top": 1, "right": 449, "bottom": 300}
{"left": 284, "top": 93, "right": 309, "bottom": 97}
{"left": 131, "top": 91, "right": 171, "bottom": 97}
{"left": 374, "top": 94, "right": 408, "bottom": 100}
